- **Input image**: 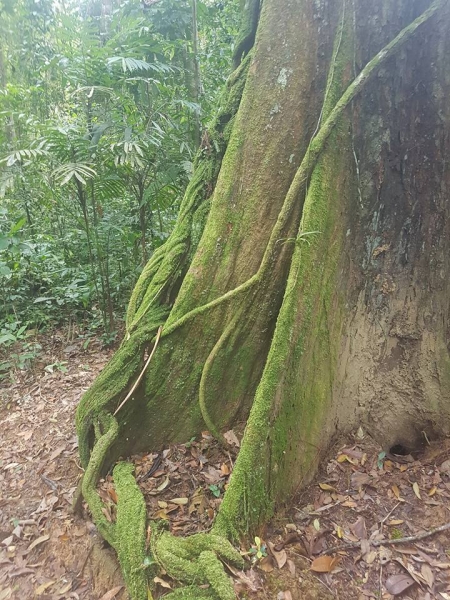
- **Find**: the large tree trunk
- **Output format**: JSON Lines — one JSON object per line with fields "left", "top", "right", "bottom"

{"left": 75, "top": 1, "right": 450, "bottom": 598}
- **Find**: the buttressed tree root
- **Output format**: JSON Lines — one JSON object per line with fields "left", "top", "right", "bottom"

{"left": 75, "top": 1, "right": 446, "bottom": 598}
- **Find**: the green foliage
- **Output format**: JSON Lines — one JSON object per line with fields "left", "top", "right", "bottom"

{"left": 246, "top": 536, "right": 267, "bottom": 562}
{"left": 0, "top": 321, "right": 42, "bottom": 379}
{"left": 0, "top": 0, "right": 240, "bottom": 342}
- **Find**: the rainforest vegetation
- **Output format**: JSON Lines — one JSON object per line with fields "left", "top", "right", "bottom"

{"left": 0, "top": 0, "right": 239, "bottom": 372}
{"left": 1, "top": 1, "right": 449, "bottom": 599}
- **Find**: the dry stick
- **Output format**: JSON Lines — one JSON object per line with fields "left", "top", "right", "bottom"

{"left": 323, "top": 522, "right": 450, "bottom": 555}
{"left": 380, "top": 501, "right": 401, "bottom": 527}
{"left": 113, "top": 325, "right": 163, "bottom": 416}
{"left": 78, "top": 543, "right": 94, "bottom": 578}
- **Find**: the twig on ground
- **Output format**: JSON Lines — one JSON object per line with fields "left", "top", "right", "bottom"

{"left": 380, "top": 502, "right": 401, "bottom": 527}
{"left": 78, "top": 543, "right": 94, "bottom": 577}
{"left": 323, "top": 522, "right": 450, "bottom": 555}
{"left": 313, "top": 574, "right": 336, "bottom": 597}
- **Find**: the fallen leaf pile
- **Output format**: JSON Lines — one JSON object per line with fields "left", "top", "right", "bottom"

{"left": 2, "top": 330, "right": 450, "bottom": 599}
{"left": 255, "top": 429, "right": 450, "bottom": 599}
{"left": 0, "top": 330, "right": 119, "bottom": 600}
{"left": 98, "top": 430, "right": 241, "bottom": 535}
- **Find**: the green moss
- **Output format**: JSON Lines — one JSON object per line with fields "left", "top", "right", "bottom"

{"left": 76, "top": 307, "right": 167, "bottom": 467}
{"left": 148, "top": 524, "right": 242, "bottom": 600}
{"left": 162, "top": 586, "right": 216, "bottom": 600}
{"left": 215, "top": 0, "right": 442, "bottom": 538}
{"left": 81, "top": 412, "right": 118, "bottom": 546}
{"left": 214, "top": 6, "right": 355, "bottom": 539}
{"left": 232, "top": 0, "right": 260, "bottom": 68}
{"left": 114, "top": 462, "right": 148, "bottom": 600}
{"left": 198, "top": 551, "right": 235, "bottom": 600}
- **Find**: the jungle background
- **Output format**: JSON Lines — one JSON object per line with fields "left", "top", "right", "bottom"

{"left": 2, "top": 1, "right": 450, "bottom": 599}
{"left": 0, "top": 0, "right": 239, "bottom": 369}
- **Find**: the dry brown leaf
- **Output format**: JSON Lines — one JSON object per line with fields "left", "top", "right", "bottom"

{"left": 156, "top": 476, "right": 170, "bottom": 492}
{"left": 24, "top": 534, "right": 50, "bottom": 554}
{"left": 337, "top": 454, "right": 358, "bottom": 465}
{"left": 169, "top": 497, "right": 188, "bottom": 506}
{"left": 385, "top": 573, "right": 415, "bottom": 595}
{"left": 379, "top": 546, "right": 392, "bottom": 565}
{"left": 107, "top": 487, "right": 118, "bottom": 504}
{"left": 223, "top": 430, "right": 240, "bottom": 447}
{"left": 341, "top": 500, "right": 357, "bottom": 508}
{"left": 98, "top": 586, "right": 123, "bottom": 600}
{"left": 388, "top": 519, "right": 404, "bottom": 526}
{"left": 49, "top": 445, "right": 66, "bottom": 461}
{"left": 392, "top": 484, "right": 401, "bottom": 499}
{"left": 158, "top": 501, "right": 168, "bottom": 508}
{"left": 287, "top": 559, "right": 296, "bottom": 576}
{"left": 154, "top": 577, "right": 172, "bottom": 589}
{"left": 428, "top": 486, "right": 437, "bottom": 496}
{"left": 439, "top": 459, "right": 450, "bottom": 474}
{"left": 412, "top": 482, "right": 421, "bottom": 500}
{"left": 364, "top": 550, "right": 377, "bottom": 564}
{"left": 102, "top": 507, "right": 112, "bottom": 522}
{"left": 35, "top": 581, "right": 55, "bottom": 596}
{"left": 258, "top": 556, "right": 275, "bottom": 572}
{"left": 420, "top": 563, "right": 434, "bottom": 588}
{"left": 310, "top": 555, "right": 339, "bottom": 573}
{"left": 319, "top": 483, "right": 336, "bottom": 491}
{"left": 351, "top": 516, "right": 367, "bottom": 540}
{"left": 220, "top": 463, "right": 230, "bottom": 475}
{"left": 268, "top": 542, "right": 287, "bottom": 569}
{"left": 0, "top": 588, "right": 12, "bottom": 600}
{"left": 57, "top": 582, "right": 72, "bottom": 595}
{"left": 351, "top": 472, "right": 370, "bottom": 488}
{"left": 229, "top": 567, "right": 261, "bottom": 592}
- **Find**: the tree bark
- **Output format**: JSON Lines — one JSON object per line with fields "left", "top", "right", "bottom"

{"left": 76, "top": 1, "right": 450, "bottom": 597}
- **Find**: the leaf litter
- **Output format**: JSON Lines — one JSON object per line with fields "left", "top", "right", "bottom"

{"left": 2, "top": 331, "right": 450, "bottom": 599}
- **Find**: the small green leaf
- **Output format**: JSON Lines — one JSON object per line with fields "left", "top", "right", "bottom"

{"left": 377, "top": 451, "right": 386, "bottom": 469}
{"left": 208, "top": 484, "right": 221, "bottom": 498}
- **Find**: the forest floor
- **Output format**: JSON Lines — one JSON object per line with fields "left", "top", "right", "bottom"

{"left": 1, "top": 332, "right": 450, "bottom": 600}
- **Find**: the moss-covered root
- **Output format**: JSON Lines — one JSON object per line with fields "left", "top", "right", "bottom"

{"left": 149, "top": 524, "right": 243, "bottom": 600}
{"left": 161, "top": 586, "right": 216, "bottom": 600}
{"left": 114, "top": 461, "right": 148, "bottom": 600}
{"left": 76, "top": 308, "right": 167, "bottom": 468}
{"left": 198, "top": 551, "right": 236, "bottom": 600}
{"left": 81, "top": 412, "right": 118, "bottom": 546}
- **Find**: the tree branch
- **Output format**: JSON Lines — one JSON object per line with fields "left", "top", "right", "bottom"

{"left": 323, "top": 522, "right": 450, "bottom": 555}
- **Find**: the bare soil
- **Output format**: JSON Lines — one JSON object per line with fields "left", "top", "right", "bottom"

{"left": 1, "top": 331, "right": 450, "bottom": 600}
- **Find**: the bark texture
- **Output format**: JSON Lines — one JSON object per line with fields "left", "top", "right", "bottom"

{"left": 75, "top": 1, "right": 450, "bottom": 598}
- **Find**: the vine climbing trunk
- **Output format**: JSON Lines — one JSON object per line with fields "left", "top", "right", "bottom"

{"left": 76, "top": 1, "right": 450, "bottom": 598}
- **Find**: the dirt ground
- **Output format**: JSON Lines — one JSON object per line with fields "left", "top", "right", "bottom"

{"left": 1, "top": 331, "right": 450, "bottom": 600}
